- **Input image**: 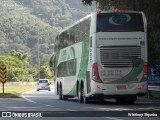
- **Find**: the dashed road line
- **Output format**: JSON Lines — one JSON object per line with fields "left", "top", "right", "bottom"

{"left": 103, "top": 117, "right": 124, "bottom": 120}
{"left": 66, "top": 109, "right": 77, "bottom": 111}
{"left": 21, "top": 93, "right": 37, "bottom": 103}
{"left": 45, "top": 104, "right": 54, "bottom": 107}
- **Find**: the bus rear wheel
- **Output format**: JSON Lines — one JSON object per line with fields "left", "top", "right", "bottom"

{"left": 59, "top": 85, "right": 62, "bottom": 100}
{"left": 62, "top": 95, "right": 68, "bottom": 100}
{"left": 83, "top": 96, "right": 89, "bottom": 104}
{"left": 78, "top": 84, "right": 84, "bottom": 103}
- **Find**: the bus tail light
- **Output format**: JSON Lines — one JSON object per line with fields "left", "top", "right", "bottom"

{"left": 137, "top": 11, "right": 142, "bottom": 14}
{"left": 144, "top": 62, "right": 148, "bottom": 75}
{"left": 140, "top": 61, "right": 148, "bottom": 82}
{"left": 92, "top": 63, "right": 103, "bottom": 83}
{"left": 138, "top": 84, "right": 145, "bottom": 90}
{"left": 96, "top": 11, "right": 101, "bottom": 15}
{"left": 115, "top": 10, "right": 125, "bottom": 13}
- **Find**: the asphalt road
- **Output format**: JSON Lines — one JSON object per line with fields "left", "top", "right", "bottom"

{"left": 0, "top": 85, "right": 160, "bottom": 120}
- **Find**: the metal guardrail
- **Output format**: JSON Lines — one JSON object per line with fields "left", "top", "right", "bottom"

{"left": 0, "top": 82, "right": 36, "bottom": 87}
{"left": 148, "top": 85, "right": 160, "bottom": 98}
{"left": 148, "top": 85, "right": 160, "bottom": 91}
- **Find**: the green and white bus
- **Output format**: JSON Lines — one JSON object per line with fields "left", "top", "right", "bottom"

{"left": 51, "top": 10, "right": 148, "bottom": 104}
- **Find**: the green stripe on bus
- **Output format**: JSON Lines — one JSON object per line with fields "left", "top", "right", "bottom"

{"left": 78, "top": 38, "right": 89, "bottom": 81}
{"left": 67, "top": 84, "right": 77, "bottom": 96}
{"left": 110, "top": 59, "right": 144, "bottom": 84}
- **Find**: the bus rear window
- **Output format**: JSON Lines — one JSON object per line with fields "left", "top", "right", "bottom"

{"left": 97, "top": 13, "right": 144, "bottom": 32}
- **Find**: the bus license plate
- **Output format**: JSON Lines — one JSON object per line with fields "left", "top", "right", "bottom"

{"left": 117, "top": 85, "right": 126, "bottom": 90}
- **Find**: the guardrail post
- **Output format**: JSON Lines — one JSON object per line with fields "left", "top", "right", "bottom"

{"left": 148, "top": 85, "right": 160, "bottom": 99}
{"left": 147, "top": 90, "right": 151, "bottom": 98}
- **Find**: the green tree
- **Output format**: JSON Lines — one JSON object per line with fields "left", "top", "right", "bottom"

{"left": 9, "top": 50, "right": 28, "bottom": 62}
{"left": 40, "top": 65, "right": 52, "bottom": 79}
{"left": 82, "top": 0, "right": 94, "bottom": 5}
{"left": 0, "top": 50, "right": 32, "bottom": 82}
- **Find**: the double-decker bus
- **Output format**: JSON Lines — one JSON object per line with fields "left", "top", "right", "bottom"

{"left": 51, "top": 10, "right": 148, "bottom": 104}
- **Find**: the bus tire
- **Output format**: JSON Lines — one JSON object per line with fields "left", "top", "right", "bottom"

{"left": 116, "top": 98, "right": 125, "bottom": 104}
{"left": 126, "top": 99, "right": 136, "bottom": 104}
{"left": 78, "top": 84, "right": 84, "bottom": 103}
{"left": 59, "top": 85, "right": 62, "bottom": 100}
{"left": 99, "top": 98, "right": 104, "bottom": 103}
{"left": 57, "top": 83, "right": 59, "bottom": 95}
{"left": 62, "top": 95, "right": 68, "bottom": 100}
{"left": 83, "top": 96, "right": 89, "bottom": 104}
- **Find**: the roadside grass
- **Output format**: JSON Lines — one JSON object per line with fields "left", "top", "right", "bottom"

{"left": 0, "top": 85, "right": 36, "bottom": 98}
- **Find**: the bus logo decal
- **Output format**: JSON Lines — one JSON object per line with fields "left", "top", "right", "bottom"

{"left": 109, "top": 14, "right": 131, "bottom": 25}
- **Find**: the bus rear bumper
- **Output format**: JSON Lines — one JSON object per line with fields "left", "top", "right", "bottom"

{"left": 89, "top": 93, "right": 146, "bottom": 99}
{"left": 90, "top": 81, "right": 148, "bottom": 97}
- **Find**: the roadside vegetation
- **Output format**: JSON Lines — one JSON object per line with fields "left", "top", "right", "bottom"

{"left": 0, "top": 50, "right": 52, "bottom": 82}
{"left": 0, "top": 85, "right": 36, "bottom": 98}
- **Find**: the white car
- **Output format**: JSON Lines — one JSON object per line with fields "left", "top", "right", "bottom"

{"left": 37, "top": 79, "right": 51, "bottom": 91}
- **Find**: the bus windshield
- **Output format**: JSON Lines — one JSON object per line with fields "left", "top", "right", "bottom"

{"left": 97, "top": 13, "right": 144, "bottom": 32}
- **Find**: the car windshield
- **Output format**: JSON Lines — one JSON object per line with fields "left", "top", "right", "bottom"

{"left": 39, "top": 80, "right": 48, "bottom": 83}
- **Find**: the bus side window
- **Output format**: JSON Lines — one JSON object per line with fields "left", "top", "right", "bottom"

{"left": 53, "top": 56, "right": 56, "bottom": 76}
{"left": 49, "top": 57, "right": 53, "bottom": 67}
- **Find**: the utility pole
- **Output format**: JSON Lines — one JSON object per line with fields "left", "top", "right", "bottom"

{"left": 38, "top": 27, "right": 40, "bottom": 80}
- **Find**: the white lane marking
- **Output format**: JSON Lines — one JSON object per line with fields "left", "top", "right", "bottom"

{"left": 45, "top": 104, "right": 54, "bottom": 107}
{"left": 7, "top": 107, "right": 41, "bottom": 109}
{"left": 104, "top": 117, "right": 124, "bottom": 120}
{"left": 66, "top": 109, "right": 77, "bottom": 111}
{"left": 21, "top": 93, "right": 37, "bottom": 103}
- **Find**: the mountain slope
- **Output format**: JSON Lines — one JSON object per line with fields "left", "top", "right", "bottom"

{"left": 0, "top": 0, "right": 95, "bottom": 65}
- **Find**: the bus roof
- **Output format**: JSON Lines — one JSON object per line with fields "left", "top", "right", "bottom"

{"left": 58, "top": 13, "right": 92, "bottom": 35}
{"left": 57, "top": 10, "right": 144, "bottom": 35}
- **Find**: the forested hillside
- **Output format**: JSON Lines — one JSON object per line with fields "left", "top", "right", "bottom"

{"left": 0, "top": 0, "right": 95, "bottom": 81}
{"left": 0, "top": 0, "right": 94, "bottom": 61}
